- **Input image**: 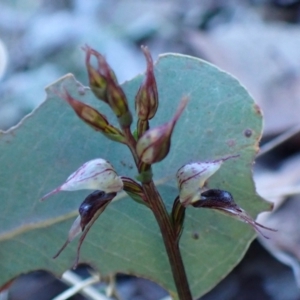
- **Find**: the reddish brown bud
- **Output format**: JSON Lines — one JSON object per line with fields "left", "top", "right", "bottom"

{"left": 135, "top": 46, "right": 158, "bottom": 121}
{"left": 59, "top": 89, "right": 125, "bottom": 143}
{"left": 83, "top": 45, "right": 117, "bottom": 102}
{"left": 63, "top": 89, "right": 108, "bottom": 128}
{"left": 136, "top": 97, "right": 188, "bottom": 164}
{"left": 83, "top": 45, "right": 132, "bottom": 128}
{"left": 106, "top": 75, "right": 133, "bottom": 127}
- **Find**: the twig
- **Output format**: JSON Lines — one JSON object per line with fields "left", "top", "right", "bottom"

{"left": 258, "top": 124, "right": 300, "bottom": 157}
{"left": 55, "top": 270, "right": 108, "bottom": 300}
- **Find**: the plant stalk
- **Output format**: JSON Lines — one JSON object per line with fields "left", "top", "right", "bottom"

{"left": 123, "top": 127, "right": 139, "bottom": 165}
{"left": 123, "top": 128, "right": 192, "bottom": 299}
{"left": 142, "top": 181, "right": 193, "bottom": 300}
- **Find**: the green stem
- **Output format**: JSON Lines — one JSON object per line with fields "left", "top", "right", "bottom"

{"left": 142, "top": 181, "right": 192, "bottom": 300}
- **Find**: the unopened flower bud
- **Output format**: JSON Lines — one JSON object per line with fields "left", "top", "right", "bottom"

{"left": 193, "top": 189, "right": 277, "bottom": 239}
{"left": 135, "top": 46, "right": 158, "bottom": 121}
{"left": 61, "top": 89, "right": 125, "bottom": 142}
{"left": 83, "top": 45, "right": 132, "bottom": 128}
{"left": 83, "top": 45, "right": 117, "bottom": 103}
{"left": 106, "top": 77, "right": 133, "bottom": 127}
{"left": 176, "top": 155, "right": 239, "bottom": 206}
{"left": 42, "top": 158, "right": 123, "bottom": 200}
{"left": 136, "top": 97, "right": 188, "bottom": 164}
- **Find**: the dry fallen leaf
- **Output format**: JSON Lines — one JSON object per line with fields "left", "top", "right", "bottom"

{"left": 186, "top": 21, "right": 300, "bottom": 135}
{"left": 256, "top": 154, "right": 300, "bottom": 286}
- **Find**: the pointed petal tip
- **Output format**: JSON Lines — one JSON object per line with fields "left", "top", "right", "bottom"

{"left": 253, "top": 224, "right": 272, "bottom": 239}
{"left": 53, "top": 239, "right": 69, "bottom": 259}
{"left": 40, "top": 187, "right": 61, "bottom": 201}
{"left": 72, "top": 260, "right": 79, "bottom": 270}
{"left": 254, "top": 221, "right": 278, "bottom": 232}
{"left": 81, "top": 44, "right": 89, "bottom": 52}
{"left": 240, "top": 214, "right": 277, "bottom": 239}
{"left": 254, "top": 221, "right": 277, "bottom": 239}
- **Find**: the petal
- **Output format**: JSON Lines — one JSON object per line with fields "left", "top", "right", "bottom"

{"left": 42, "top": 158, "right": 123, "bottom": 200}
{"left": 176, "top": 155, "right": 239, "bottom": 206}
{"left": 53, "top": 190, "right": 116, "bottom": 261}
{"left": 193, "top": 189, "right": 277, "bottom": 239}
{"left": 176, "top": 160, "right": 222, "bottom": 206}
{"left": 53, "top": 215, "right": 82, "bottom": 259}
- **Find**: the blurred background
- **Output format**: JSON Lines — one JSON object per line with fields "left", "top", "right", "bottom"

{"left": 1, "top": 0, "right": 300, "bottom": 299}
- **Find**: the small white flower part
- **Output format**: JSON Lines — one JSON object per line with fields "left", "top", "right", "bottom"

{"left": 177, "top": 161, "right": 222, "bottom": 206}
{"left": 42, "top": 158, "right": 123, "bottom": 200}
{"left": 67, "top": 215, "right": 82, "bottom": 243}
{"left": 53, "top": 215, "right": 82, "bottom": 259}
{"left": 176, "top": 155, "right": 239, "bottom": 206}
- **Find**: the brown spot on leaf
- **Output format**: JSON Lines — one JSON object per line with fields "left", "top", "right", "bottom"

{"left": 255, "top": 145, "right": 260, "bottom": 154}
{"left": 192, "top": 232, "right": 199, "bottom": 240}
{"left": 120, "top": 160, "right": 134, "bottom": 169}
{"left": 227, "top": 139, "right": 235, "bottom": 147}
{"left": 244, "top": 129, "right": 252, "bottom": 138}
{"left": 254, "top": 104, "right": 262, "bottom": 116}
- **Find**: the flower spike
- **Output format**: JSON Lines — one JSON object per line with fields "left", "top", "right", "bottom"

{"left": 83, "top": 45, "right": 117, "bottom": 103}
{"left": 83, "top": 45, "right": 132, "bottom": 128}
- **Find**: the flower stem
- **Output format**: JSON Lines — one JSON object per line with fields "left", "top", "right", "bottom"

{"left": 142, "top": 181, "right": 193, "bottom": 300}
{"left": 123, "top": 127, "right": 139, "bottom": 165}
{"left": 123, "top": 127, "right": 192, "bottom": 299}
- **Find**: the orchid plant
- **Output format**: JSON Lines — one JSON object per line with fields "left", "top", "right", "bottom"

{"left": 42, "top": 45, "right": 275, "bottom": 300}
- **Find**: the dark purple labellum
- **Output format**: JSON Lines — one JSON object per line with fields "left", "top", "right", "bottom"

{"left": 53, "top": 190, "right": 117, "bottom": 267}
{"left": 192, "top": 189, "right": 277, "bottom": 239}
{"left": 192, "top": 189, "right": 241, "bottom": 211}
{"left": 79, "top": 190, "right": 117, "bottom": 230}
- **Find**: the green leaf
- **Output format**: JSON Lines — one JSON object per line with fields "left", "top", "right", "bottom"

{"left": 0, "top": 54, "right": 269, "bottom": 298}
